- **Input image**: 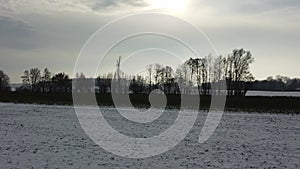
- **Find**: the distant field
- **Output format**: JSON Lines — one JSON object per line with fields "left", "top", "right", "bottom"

{"left": 246, "top": 90, "right": 300, "bottom": 97}
{"left": 0, "top": 92, "right": 299, "bottom": 113}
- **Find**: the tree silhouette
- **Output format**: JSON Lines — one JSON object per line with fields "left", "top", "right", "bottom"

{"left": 129, "top": 76, "right": 146, "bottom": 94}
{"left": 21, "top": 68, "right": 41, "bottom": 91}
{"left": 213, "top": 55, "right": 226, "bottom": 95}
{"left": 147, "top": 64, "right": 153, "bottom": 91}
{"left": 42, "top": 68, "right": 51, "bottom": 81}
{"left": 0, "top": 70, "right": 10, "bottom": 91}
{"left": 21, "top": 70, "right": 30, "bottom": 86}
{"left": 52, "top": 72, "right": 70, "bottom": 93}
{"left": 40, "top": 68, "right": 51, "bottom": 92}
{"left": 29, "top": 68, "right": 41, "bottom": 87}
{"left": 231, "top": 48, "right": 254, "bottom": 95}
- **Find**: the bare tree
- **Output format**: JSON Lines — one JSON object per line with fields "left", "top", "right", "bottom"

{"left": 175, "top": 63, "right": 191, "bottom": 94}
{"left": 186, "top": 58, "right": 204, "bottom": 95}
{"left": 164, "top": 66, "right": 173, "bottom": 82}
{"left": 116, "top": 56, "right": 121, "bottom": 93}
{"left": 21, "top": 68, "right": 41, "bottom": 91}
{"left": 213, "top": 55, "right": 226, "bottom": 81}
{"left": 147, "top": 64, "right": 153, "bottom": 91}
{"left": 42, "top": 68, "right": 51, "bottom": 82}
{"left": 29, "top": 68, "right": 41, "bottom": 87}
{"left": 0, "top": 70, "right": 10, "bottom": 91}
{"left": 52, "top": 72, "right": 70, "bottom": 92}
{"left": 200, "top": 58, "right": 208, "bottom": 95}
{"left": 231, "top": 48, "right": 254, "bottom": 95}
{"left": 21, "top": 70, "right": 30, "bottom": 86}
{"left": 129, "top": 75, "right": 146, "bottom": 94}
{"left": 153, "top": 63, "right": 163, "bottom": 85}
{"left": 186, "top": 58, "right": 196, "bottom": 82}
{"left": 213, "top": 55, "right": 226, "bottom": 95}
{"left": 206, "top": 54, "right": 214, "bottom": 91}
{"left": 225, "top": 54, "right": 234, "bottom": 95}
{"left": 40, "top": 68, "right": 51, "bottom": 92}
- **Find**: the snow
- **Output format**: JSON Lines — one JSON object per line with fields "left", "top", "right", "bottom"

{"left": 0, "top": 103, "right": 299, "bottom": 168}
{"left": 246, "top": 90, "right": 300, "bottom": 97}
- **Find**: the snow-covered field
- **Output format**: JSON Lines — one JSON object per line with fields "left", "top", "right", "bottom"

{"left": 0, "top": 103, "right": 299, "bottom": 168}
{"left": 246, "top": 91, "right": 300, "bottom": 97}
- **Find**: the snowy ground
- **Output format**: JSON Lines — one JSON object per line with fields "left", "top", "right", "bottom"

{"left": 246, "top": 91, "right": 300, "bottom": 97}
{"left": 0, "top": 103, "right": 299, "bottom": 168}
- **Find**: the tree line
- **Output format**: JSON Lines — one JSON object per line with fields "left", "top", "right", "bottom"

{"left": 19, "top": 68, "right": 71, "bottom": 93}
{"left": 114, "top": 48, "right": 255, "bottom": 95}
{"left": 252, "top": 75, "right": 300, "bottom": 91}
{"left": 0, "top": 48, "right": 299, "bottom": 95}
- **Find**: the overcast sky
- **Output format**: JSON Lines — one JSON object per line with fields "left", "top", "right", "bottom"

{"left": 0, "top": 0, "right": 299, "bottom": 83}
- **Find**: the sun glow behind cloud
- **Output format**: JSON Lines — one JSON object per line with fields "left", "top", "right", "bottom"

{"left": 147, "top": 0, "right": 189, "bottom": 13}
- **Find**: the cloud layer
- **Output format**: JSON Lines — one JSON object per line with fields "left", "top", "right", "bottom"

{"left": 0, "top": 0, "right": 299, "bottom": 82}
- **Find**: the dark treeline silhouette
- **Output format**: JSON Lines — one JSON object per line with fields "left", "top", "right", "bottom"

{"left": 91, "top": 48, "right": 256, "bottom": 96}
{"left": 20, "top": 68, "right": 72, "bottom": 93}
{"left": 2, "top": 48, "right": 299, "bottom": 95}
{"left": 251, "top": 75, "right": 300, "bottom": 91}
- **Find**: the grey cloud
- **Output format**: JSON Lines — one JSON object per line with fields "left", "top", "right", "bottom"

{"left": 1, "top": 0, "right": 299, "bottom": 82}
{"left": 124, "top": 0, "right": 149, "bottom": 7}
{"left": 85, "top": 0, "right": 149, "bottom": 12}
{"left": 0, "top": 10, "right": 111, "bottom": 50}
{"left": 89, "top": 0, "right": 119, "bottom": 11}
{"left": 234, "top": 0, "right": 300, "bottom": 14}
{"left": 0, "top": 0, "right": 17, "bottom": 15}
{"left": 44, "top": 0, "right": 148, "bottom": 12}
{"left": 0, "top": 15, "right": 36, "bottom": 50}
{"left": 0, "top": 16, "right": 32, "bottom": 31}
{"left": 195, "top": 0, "right": 300, "bottom": 14}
